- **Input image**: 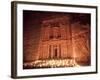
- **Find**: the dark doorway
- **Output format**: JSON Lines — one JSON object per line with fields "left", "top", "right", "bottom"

{"left": 54, "top": 48, "right": 57, "bottom": 58}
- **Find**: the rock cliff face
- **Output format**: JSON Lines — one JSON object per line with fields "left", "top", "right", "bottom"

{"left": 23, "top": 11, "right": 90, "bottom": 67}
{"left": 71, "top": 22, "right": 90, "bottom": 65}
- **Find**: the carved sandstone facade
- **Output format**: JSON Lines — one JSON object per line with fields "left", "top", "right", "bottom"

{"left": 24, "top": 15, "right": 90, "bottom": 66}
{"left": 36, "top": 16, "right": 73, "bottom": 60}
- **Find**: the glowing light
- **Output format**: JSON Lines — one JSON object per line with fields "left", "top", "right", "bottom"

{"left": 24, "top": 59, "right": 80, "bottom": 69}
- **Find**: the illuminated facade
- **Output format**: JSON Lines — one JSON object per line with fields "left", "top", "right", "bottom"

{"left": 23, "top": 14, "right": 90, "bottom": 68}
{"left": 36, "top": 16, "right": 73, "bottom": 60}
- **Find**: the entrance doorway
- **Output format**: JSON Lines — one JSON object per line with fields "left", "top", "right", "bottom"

{"left": 54, "top": 48, "right": 57, "bottom": 58}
